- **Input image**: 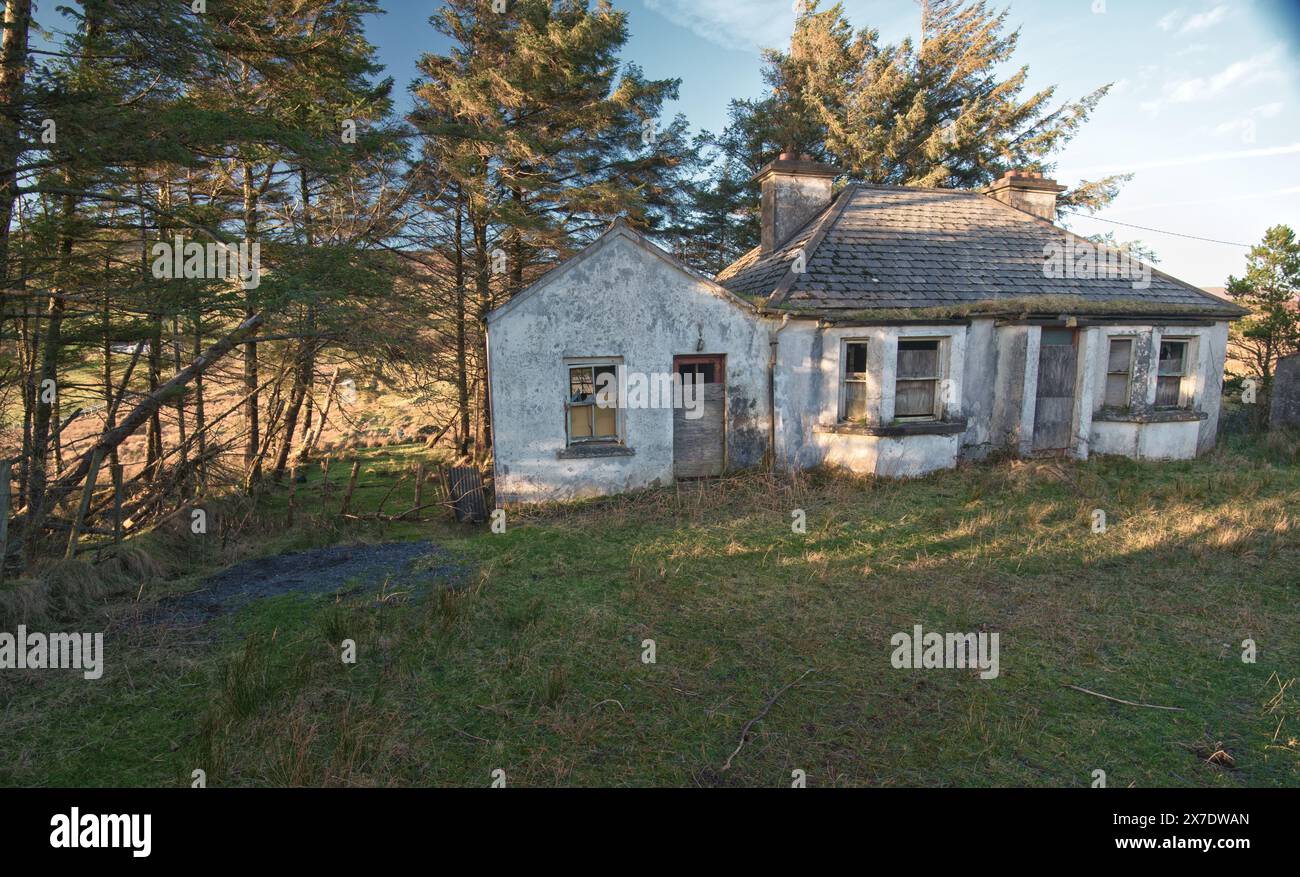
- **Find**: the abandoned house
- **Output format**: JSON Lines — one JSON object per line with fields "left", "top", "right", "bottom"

{"left": 486, "top": 156, "right": 1246, "bottom": 504}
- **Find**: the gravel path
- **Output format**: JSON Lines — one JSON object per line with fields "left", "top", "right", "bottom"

{"left": 152, "top": 540, "right": 464, "bottom": 625}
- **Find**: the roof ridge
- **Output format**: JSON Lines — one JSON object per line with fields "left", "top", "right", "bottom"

{"left": 854, "top": 182, "right": 984, "bottom": 195}
{"left": 766, "top": 184, "right": 860, "bottom": 309}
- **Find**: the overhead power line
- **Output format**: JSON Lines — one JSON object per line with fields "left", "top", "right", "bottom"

{"left": 1060, "top": 211, "right": 1251, "bottom": 248}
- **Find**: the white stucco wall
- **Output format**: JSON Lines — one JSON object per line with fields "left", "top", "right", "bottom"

{"left": 1083, "top": 322, "right": 1229, "bottom": 461}
{"left": 488, "top": 226, "right": 1233, "bottom": 503}
{"left": 487, "top": 228, "right": 772, "bottom": 504}
{"left": 774, "top": 322, "right": 968, "bottom": 477}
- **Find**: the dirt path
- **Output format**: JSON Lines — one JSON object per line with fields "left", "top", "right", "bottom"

{"left": 153, "top": 540, "right": 464, "bottom": 625}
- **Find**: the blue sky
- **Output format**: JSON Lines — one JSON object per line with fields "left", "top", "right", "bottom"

{"left": 27, "top": 0, "right": 1296, "bottom": 286}
{"left": 366, "top": 0, "right": 1299, "bottom": 287}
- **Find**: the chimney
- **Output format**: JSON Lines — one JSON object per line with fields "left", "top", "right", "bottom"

{"left": 982, "top": 170, "right": 1066, "bottom": 221}
{"left": 754, "top": 151, "right": 841, "bottom": 254}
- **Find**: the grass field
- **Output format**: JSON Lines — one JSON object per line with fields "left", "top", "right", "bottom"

{"left": 2, "top": 431, "right": 1298, "bottom": 788}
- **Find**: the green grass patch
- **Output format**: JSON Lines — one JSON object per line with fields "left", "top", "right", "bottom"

{"left": 1, "top": 440, "right": 1297, "bottom": 787}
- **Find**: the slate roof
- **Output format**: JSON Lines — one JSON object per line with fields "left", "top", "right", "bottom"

{"left": 715, "top": 184, "right": 1245, "bottom": 320}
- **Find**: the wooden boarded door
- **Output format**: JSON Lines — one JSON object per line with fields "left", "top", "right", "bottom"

{"left": 1032, "top": 328, "right": 1078, "bottom": 452}
{"left": 673, "top": 355, "right": 725, "bottom": 478}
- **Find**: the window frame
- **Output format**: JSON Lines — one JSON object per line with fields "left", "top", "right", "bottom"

{"left": 838, "top": 339, "right": 870, "bottom": 423}
{"left": 564, "top": 357, "right": 623, "bottom": 445}
{"left": 893, "top": 337, "right": 945, "bottom": 422}
{"left": 1154, "top": 338, "right": 1192, "bottom": 409}
{"left": 1103, "top": 335, "right": 1136, "bottom": 410}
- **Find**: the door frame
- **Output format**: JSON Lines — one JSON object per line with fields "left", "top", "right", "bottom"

{"left": 672, "top": 353, "right": 727, "bottom": 476}
{"left": 1031, "top": 327, "right": 1081, "bottom": 454}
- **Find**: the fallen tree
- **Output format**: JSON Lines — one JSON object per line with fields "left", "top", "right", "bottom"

{"left": 10, "top": 314, "right": 265, "bottom": 560}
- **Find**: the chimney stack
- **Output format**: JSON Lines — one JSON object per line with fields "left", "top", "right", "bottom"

{"left": 754, "top": 151, "right": 841, "bottom": 254}
{"left": 982, "top": 170, "right": 1066, "bottom": 221}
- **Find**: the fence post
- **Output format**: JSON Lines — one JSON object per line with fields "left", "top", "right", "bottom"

{"left": 287, "top": 465, "right": 298, "bottom": 528}
{"left": 339, "top": 458, "right": 360, "bottom": 516}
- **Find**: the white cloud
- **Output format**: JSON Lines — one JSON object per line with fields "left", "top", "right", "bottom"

{"left": 1148, "top": 46, "right": 1285, "bottom": 109}
{"left": 1067, "top": 142, "right": 1300, "bottom": 177}
{"left": 1180, "top": 4, "right": 1229, "bottom": 33}
{"left": 1106, "top": 185, "right": 1300, "bottom": 214}
{"left": 1213, "top": 118, "right": 1252, "bottom": 137}
{"left": 1212, "top": 102, "right": 1285, "bottom": 140}
{"left": 1158, "top": 4, "right": 1231, "bottom": 35}
{"left": 1157, "top": 10, "right": 1184, "bottom": 32}
{"left": 642, "top": 0, "right": 798, "bottom": 52}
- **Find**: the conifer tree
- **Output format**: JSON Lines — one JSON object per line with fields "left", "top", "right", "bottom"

{"left": 1227, "top": 225, "right": 1300, "bottom": 424}
{"left": 693, "top": 0, "right": 1126, "bottom": 266}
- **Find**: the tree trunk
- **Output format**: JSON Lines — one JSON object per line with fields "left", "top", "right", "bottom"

{"left": 191, "top": 314, "right": 207, "bottom": 489}
{"left": 472, "top": 206, "right": 492, "bottom": 460}
{"left": 273, "top": 167, "right": 317, "bottom": 481}
{"left": 23, "top": 190, "right": 74, "bottom": 557}
{"left": 454, "top": 185, "right": 470, "bottom": 456}
{"left": 242, "top": 163, "right": 261, "bottom": 481}
{"left": 0, "top": 0, "right": 32, "bottom": 287}
{"left": 14, "top": 314, "right": 265, "bottom": 526}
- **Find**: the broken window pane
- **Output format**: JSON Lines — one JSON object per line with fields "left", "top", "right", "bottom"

{"left": 1158, "top": 341, "right": 1186, "bottom": 376}
{"left": 675, "top": 362, "right": 716, "bottom": 383}
{"left": 567, "top": 361, "right": 622, "bottom": 443}
{"left": 569, "top": 366, "right": 595, "bottom": 404}
{"left": 845, "top": 342, "right": 867, "bottom": 377}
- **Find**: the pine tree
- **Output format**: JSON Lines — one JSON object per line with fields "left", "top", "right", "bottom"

{"left": 411, "top": 0, "right": 696, "bottom": 456}
{"left": 696, "top": 0, "right": 1125, "bottom": 264}
{"left": 1227, "top": 225, "right": 1300, "bottom": 425}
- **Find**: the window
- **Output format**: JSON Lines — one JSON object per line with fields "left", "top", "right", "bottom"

{"left": 840, "top": 341, "right": 868, "bottom": 422}
{"left": 1104, "top": 337, "right": 1134, "bottom": 408}
{"left": 567, "top": 362, "right": 620, "bottom": 443}
{"left": 675, "top": 360, "right": 716, "bottom": 384}
{"left": 895, "top": 339, "right": 941, "bottom": 420}
{"left": 1155, "top": 339, "right": 1189, "bottom": 408}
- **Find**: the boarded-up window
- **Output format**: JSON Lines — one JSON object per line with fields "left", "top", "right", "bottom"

{"left": 567, "top": 363, "right": 620, "bottom": 442}
{"left": 841, "top": 341, "right": 868, "bottom": 421}
{"left": 1156, "top": 340, "right": 1189, "bottom": 408}
{"left": 1104, "top": 338, "right": 1134, "bottom": 408}
{"left": 895, "top": 339, "right": 940, "bottom": 419}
